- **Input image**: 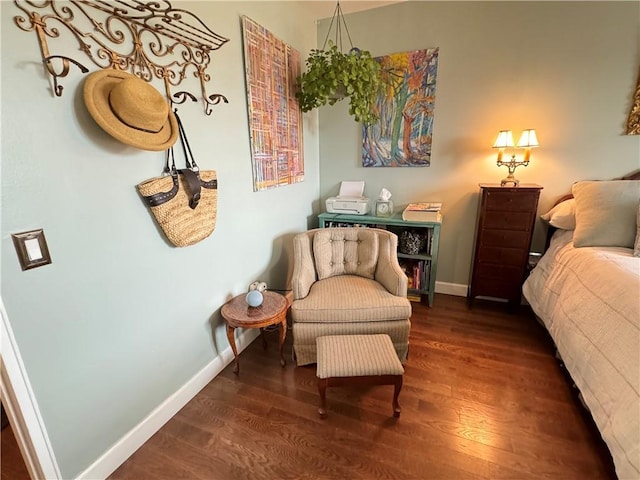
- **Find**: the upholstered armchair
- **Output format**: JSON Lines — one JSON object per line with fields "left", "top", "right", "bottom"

{"left": 291, "top": 227, "right": 412, "bottom": 365}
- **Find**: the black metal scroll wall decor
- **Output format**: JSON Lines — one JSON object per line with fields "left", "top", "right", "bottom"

{"left": 13, "top": 0, "right": 229, "bottom": 115}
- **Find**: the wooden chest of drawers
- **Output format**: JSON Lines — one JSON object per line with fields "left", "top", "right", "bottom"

{"left": 468, "top": 184, "right": 543, "bottom": 307}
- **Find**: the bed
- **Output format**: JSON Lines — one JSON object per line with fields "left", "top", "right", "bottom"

{"left": 523, "top": 173, "right": 640, "bottom": 480}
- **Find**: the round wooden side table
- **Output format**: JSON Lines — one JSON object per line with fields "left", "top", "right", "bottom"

{"left": 221, "top": 291, "right": 288, "bottom": 375}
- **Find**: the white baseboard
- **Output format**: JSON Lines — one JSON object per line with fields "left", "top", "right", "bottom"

{"left": 435, "top": 281, "right": 529, "bottom": 304}
{"left": 435, "top": 281, "right": 467, "bottom": 297}
{"left": 77, "top": 329, "right": 259, "bottom": 480}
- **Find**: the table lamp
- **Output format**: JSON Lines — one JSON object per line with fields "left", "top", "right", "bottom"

{"left": 493, "top": 129, "right": 539, "bottom": 186}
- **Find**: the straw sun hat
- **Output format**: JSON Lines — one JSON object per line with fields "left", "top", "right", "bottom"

{"left": 83, "top": 70, "right": 178, "bottom": 151}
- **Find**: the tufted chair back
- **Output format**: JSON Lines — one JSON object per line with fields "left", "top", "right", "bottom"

{"left": 292, "top": 228, "right": 407, "bottom": 300}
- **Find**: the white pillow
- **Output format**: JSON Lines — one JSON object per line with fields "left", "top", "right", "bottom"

{"left": 572, "top": 180, "right": 640, "bottom": 248}
{"left": 541, "top": 199, "right": 576, "bottom": 230}
{"left": 634, "top": 203, "right": 640, "bottom": 257}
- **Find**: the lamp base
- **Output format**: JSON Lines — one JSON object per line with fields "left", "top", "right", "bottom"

{"left": 500, "top": 175, "right": 520, "bottom": 187}
{"left": 497, "top": 154, "right": 528, "bottom": 187}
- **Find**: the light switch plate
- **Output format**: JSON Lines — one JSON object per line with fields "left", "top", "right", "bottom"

{"left": 11, "top": 229, "right": 52, "bottom": 271}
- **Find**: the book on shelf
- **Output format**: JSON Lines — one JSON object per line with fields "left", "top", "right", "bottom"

{"left": 402, "top": 209, "right": 442, "bottom": 223}
{"left": 404, "top": 202, "right": 442, "bottom": 212}
{"left": 399, "top": 259, "right": 427, "bottom": 291}
{"left": 325, "top": 221, "right": 389, "bottom": 230}
{"left": 412, "top": 261, "right": 422, "bottom": 290}
{"left": 407, "top": 293, "right": 422, "bottom": 302}
{"left": 402, "top": 203, "right": 443, "bottom": 223}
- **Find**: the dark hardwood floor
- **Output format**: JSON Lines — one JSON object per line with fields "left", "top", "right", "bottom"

{"left": 1, "top": 420, "right": 31, "bottom": 480}
{"left": 109, "top": 294, "right": 616, "bottom": 480}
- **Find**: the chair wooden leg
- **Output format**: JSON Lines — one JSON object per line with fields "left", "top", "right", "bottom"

{"left": 318, "top": 378, "right": 328, "bottom": 419}
{"left": 392, "top": 375, "right": 403, "bottom": 418}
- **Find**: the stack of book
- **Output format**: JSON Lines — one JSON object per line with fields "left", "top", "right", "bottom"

{"left": 402, "top": 202, "right": 442, "bottom": 223}
{"left": 398, "top": 259, "right": 430, "bottom": 301}
{"left": 406, "top": 293, "right": 422, "bottom": 303}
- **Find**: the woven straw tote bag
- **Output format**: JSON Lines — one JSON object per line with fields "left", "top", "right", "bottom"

{"left": 137, "top": 112, "right": 218, "bottom": 247}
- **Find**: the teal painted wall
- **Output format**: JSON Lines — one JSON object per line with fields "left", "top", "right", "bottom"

{"left": 318, "top": 1, "right": 640, "bottom": 287}
{"left": 1, "top": 1, "right": 320, "bottom": 477}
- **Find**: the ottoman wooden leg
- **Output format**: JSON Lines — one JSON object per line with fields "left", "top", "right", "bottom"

{"left": 318, "top": 378, "right": 328, "bottom": 419}
{"left": 392, "top": 375, "right": 403, "bottom": 418}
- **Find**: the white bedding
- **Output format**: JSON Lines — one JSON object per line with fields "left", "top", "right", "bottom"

{"left": 523, "top": 230, "right": 640, "bottom": 480}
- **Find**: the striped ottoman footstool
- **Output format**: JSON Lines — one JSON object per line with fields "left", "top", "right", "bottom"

{"left": 316, "top": 334, "right": 405, "bottom": 419}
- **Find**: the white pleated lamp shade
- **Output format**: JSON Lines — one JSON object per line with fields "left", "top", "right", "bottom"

{"left": 517, "top": 129, "right": 539, "bottom": 148}
{"left": 493, "top": 130, "right": 514, "bottom": 148}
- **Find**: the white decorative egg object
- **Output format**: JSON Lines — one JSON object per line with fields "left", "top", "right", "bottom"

{"left": 246, "top": 290, "right": 263, "bottom": 307}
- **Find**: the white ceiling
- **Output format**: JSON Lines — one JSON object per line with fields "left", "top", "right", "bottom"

{"left": 301, "top": 0, "right": 406, "bottom": 20}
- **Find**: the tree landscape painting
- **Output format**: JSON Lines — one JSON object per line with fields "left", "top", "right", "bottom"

{"left": 363, "top": 48, "right": 439, "bottom": 167}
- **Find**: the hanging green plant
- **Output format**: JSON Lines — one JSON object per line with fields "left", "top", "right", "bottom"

{"left": 296, "top": 43, "right": 383, "bottom": 124}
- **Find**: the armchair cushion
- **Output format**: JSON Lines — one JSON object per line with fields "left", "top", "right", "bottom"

{"left": 313, "top": 228, "right": 378, "bottom": 280}
{"left": 291, "top": 275, "right": 412, "bottom": 323}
